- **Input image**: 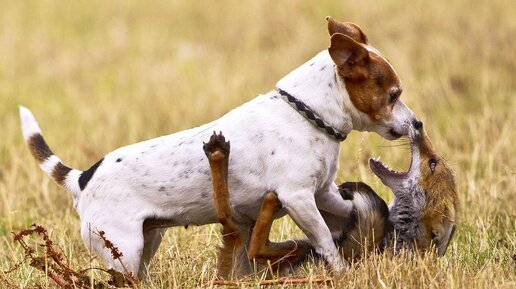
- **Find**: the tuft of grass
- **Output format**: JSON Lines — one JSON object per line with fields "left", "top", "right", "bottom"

{"left": 1, "top": 0, "right": 515, "bottom": 288}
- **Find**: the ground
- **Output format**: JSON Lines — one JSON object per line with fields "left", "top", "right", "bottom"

{"left": 0, "top": 0, "right": 514, "bottom": 288}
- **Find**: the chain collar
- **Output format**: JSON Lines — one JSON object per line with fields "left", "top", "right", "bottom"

{"left": 278, "top": 89, "right": 347, "bottom": 142}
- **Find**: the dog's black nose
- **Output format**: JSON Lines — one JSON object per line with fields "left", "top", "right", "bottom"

{"left": 412, "top": 119, "right": 423, "bottom": 130}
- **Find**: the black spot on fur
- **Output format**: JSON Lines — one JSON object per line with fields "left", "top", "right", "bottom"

{"left": 328, "top": 82, "right": 333, "bottom": 88}
{"left": 251, "top": 132, "right": 264, "bottom": 143}
{"left": 271, "top": 150, "right": 275, "bottom": 155}
{"left": 309, "top": 62, "right": 315, "bottom": 66}
{"left": 249, "top": 169, "right": 261, "bottom": 176}
{"left": 79, "top": 158, "right": 104, "bottom": 190}
{"left": 159, "top": 186, "right": 165, "bottom": 192}
{"left": 52, "top": 162, "right": 72, "bottom": 185}
{"left": 116, "top": 158, "right": 122, "bottom": 163}
{"left": 197, "top": 168, "right": 210, "bottom": 176}
{"left": 320, "top": 65, "right": 327, "bottom": 71}
{"left": 27, "top": 134, "right": 53, "bottom": 163}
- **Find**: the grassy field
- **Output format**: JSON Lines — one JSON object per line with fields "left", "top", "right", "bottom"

{"left": 1, "top": 0, "right": 515, "bottom": 288}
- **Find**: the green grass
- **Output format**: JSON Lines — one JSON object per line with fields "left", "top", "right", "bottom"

{"left": 1, "top": 0, "right": 515, "bottom": 288}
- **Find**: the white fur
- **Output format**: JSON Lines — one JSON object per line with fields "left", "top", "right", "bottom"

{"left": 352, "top": 192, "right": 371, "bottom": 213}
{"left": 65, "top": 169, "right": 83, "bottom": 206}
{"left": 21, "top": 50, "right": 417, "bottom": 277}
{"left": 19, "top": 106, "right": 42, "bottom": 141}
{"left": 40, "top": 155, "right": 61, "bottom": 175}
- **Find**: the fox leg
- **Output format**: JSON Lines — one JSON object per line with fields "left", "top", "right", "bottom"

{"left": 203, "top": 132, "right": 247, "bottom": 278}
{"left": 247, "top": 192, "right": 312, "bottom": 271}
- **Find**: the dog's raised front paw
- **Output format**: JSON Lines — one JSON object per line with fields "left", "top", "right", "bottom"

{"left": 203, "top": 131, "right": 230, "bottom": 161}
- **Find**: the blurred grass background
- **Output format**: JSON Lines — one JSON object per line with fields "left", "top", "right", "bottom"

{"left": 0, "top": 0, "right": 514, "bottom": 288}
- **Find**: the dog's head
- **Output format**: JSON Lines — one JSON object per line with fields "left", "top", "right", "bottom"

{"left": 327, "top": 17, "right": 418, "bottom": 140}
{"left": 369, "top": 125, "right": 458, "bottom": 256}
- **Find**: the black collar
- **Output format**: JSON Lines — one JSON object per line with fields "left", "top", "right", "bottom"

{"left": 278, "top": 89, "right": 347, "bottom": 142}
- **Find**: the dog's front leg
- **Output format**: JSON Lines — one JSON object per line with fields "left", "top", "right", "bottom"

{"left": 277, "top": 189, "right": 345, "bottom": 273}
{"left": 315, "top": 182, "right": 353, "bottom": 217}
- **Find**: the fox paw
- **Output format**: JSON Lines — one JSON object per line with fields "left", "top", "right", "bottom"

{"left": 263, "top": 192, "right": 281, "bottom": 209}
{"left": 203, "top": 131, "right": 230, "bottom": 160}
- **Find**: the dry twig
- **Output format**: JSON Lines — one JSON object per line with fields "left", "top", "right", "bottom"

{"left": 5, "top": 224, "right": 138, "bottom": 288}
{"left": 210, "top": 277, "right": 333, "bottom": 286}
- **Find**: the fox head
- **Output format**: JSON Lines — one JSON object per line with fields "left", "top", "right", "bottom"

{"left": 369, "top": 125, "right": 458, "bottom": 256}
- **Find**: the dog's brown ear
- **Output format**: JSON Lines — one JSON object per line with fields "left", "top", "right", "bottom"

{"left": 326, "top": 16, "right": 368, "bottom": 44}
{"left": 329, "top": 33, "right": 369, "bottom": 80}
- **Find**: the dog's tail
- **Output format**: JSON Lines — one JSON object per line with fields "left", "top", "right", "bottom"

{"left": 19, "top": 106, "right": 83, "bottom": 199}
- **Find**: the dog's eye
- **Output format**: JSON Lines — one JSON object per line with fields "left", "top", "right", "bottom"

{"left": 389, "top": 90, "right": 401, "bottom": 103}
{"left": 429, "top": 158, "right": 437, "bottom": 172}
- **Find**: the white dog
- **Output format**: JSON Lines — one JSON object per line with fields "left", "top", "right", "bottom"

{"left": 20, "top": 17, "right": 418, "bottom": 278}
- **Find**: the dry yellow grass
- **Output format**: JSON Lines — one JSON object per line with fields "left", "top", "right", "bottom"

{"left": 1, "top": 0, "right": 514, "bottom": 288}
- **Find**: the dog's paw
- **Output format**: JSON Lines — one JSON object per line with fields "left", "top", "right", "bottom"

{"left": 329, "top": 258, "right": 351, "bottom": 277}
{"left": 203, "top": 131, "right": 230, "bottom": 161}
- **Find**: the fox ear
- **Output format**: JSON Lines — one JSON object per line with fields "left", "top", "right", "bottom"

{"left": 326, "top": 16, "right": 368, "bottom": 44}
{"left": 329, "top": 33, "right": 369, "bottom": 80}
{"left": 434, "top": 221, "right": 456, "bottom": 256}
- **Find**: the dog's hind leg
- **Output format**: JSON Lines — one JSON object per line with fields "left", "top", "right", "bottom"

{"left": 139, "top": 228, "right": 165, "bottom": 279}
{"left": 204, "top": 132, "right": 248, "bottom": 278}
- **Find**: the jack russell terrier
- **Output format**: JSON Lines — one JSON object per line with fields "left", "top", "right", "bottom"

{"left": 19, "top": 17, "right": 419, "bottom": 278}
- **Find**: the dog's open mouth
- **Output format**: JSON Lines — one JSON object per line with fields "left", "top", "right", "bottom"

{"left": 369, "top": 157, "right": 409, "bottom": 180}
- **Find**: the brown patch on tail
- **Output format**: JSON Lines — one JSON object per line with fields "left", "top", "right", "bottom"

{"left": 51, "top": 163, "right": 72, "bottom": 185}
{"left": 27, "top": 133, "right": 72, "bottom": 186}
{"left": 27, "top": 134, "right": 53, "bottom": 163}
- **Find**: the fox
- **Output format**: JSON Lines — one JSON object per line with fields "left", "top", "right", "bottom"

{"left": 203, "top": 124, "right": 458, "bottom": 278}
